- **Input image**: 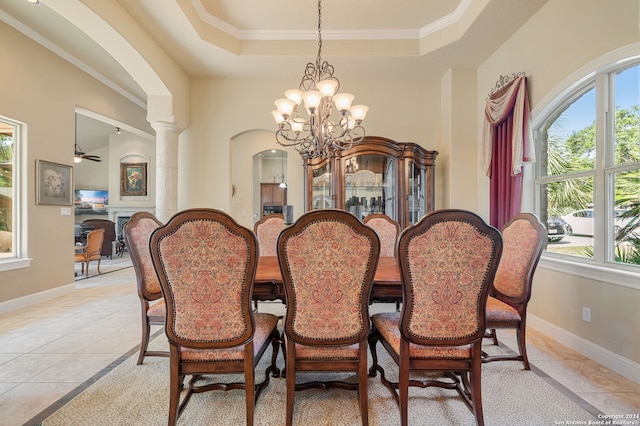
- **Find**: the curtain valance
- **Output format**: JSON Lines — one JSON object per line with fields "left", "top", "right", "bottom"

{"left": 481, "top": 76, "right": 534, "bottom": 177}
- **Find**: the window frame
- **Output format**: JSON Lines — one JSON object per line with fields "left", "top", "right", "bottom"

{"left": 0, "top": 116, "right": 30, "bottom": 272}
{"left": 530, "top": 53, "right": 640, "bottom": 288}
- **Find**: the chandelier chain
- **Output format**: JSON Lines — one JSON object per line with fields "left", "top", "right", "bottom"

{"left": 317, "top": 0, "right": 322, "bottom": 65}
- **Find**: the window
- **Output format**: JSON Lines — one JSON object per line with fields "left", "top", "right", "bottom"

{"left": 534, "top": 61, "right": 640, "bottom": 270}
{"left": 0, "top": 116, "right": 26, "bottom": 271}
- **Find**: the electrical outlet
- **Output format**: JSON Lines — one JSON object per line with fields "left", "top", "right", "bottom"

{"left": 582, "top": 306, "right": 591, "bottom": 323}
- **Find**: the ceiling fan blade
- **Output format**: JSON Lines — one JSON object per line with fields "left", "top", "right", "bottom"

{"left": 82, "top": 155, "right": 102, "bottom": 162}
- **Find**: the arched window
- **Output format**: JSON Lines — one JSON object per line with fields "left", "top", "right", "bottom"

{"left": 533, "top": 60, "right": 640, "bottom": 271}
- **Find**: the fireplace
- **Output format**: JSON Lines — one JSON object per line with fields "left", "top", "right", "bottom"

{"left": 116, "top": 216, "right": 131, "bottom": 240}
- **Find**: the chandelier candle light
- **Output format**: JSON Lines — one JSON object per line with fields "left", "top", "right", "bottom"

{"left": 273, "top": 0, "right": 368, "bottom": 159}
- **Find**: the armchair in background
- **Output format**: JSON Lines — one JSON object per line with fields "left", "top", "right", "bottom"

{"left": 82, "top": 219, "right": 116, "bottom": 258}
{"left": 74, "top": 228, "right": 105, "bottom": 279}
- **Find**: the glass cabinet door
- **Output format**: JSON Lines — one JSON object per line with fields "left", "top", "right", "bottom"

{"left": 343, "top": 154, "right": 395, "bottom": 222}
{"left": 311, "top": 162, "right": 332, "bottom": 210}
{"left": 407, "top": 161, "right": 426, "bottom": 226}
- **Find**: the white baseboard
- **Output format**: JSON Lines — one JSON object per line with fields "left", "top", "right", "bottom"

{"left": 528, "top": 314, "right": 640, "bottom": 384}
{"left": 0, "top": 283, "right": 76, "bottom": 314}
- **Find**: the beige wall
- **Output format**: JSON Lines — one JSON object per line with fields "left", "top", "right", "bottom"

{"left": 0, "top": 21, "right": 150, "bottom": 303}
{"left": 477, "top": 0, "right": 640, "bottom": 365}
{"left": 182, "top": 76, "right": 444, "bottom": 217}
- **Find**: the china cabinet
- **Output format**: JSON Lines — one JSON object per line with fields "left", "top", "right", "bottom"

{"left": 304, "top": 136, "right": 438, "bottom": 229}
{"left": 260, "top": 183, "right": 287, "bottom": 217}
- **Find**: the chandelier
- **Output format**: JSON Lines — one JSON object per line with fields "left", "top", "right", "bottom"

{"left": 272, "top": 0, "right": 368, "bottom": 160}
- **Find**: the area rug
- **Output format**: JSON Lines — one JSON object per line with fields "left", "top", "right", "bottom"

{"left": 39, "top": 334, "right": 598, "bottom": 425}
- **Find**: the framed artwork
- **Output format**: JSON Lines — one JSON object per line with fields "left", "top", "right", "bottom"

{"left": 36, "top": 160, "right": 73, "bottom": 206}
{"left": 120, "top": 162, "right": 147, "bottom": 196}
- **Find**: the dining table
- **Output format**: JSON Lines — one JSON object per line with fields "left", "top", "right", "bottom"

{"left": 253, "top": 256, "right": 402, "bottom": 304}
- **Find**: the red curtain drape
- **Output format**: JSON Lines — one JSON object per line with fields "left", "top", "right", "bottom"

{"left": 482, "top": 76, "right": 533, "bottom": 230}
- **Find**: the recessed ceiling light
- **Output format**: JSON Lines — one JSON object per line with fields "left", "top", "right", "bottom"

{"left": 25, "top": 0, "right": 40, "bottom": 4}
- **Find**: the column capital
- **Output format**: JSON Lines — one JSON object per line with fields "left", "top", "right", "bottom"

{"left": 150, "top": 121, "right": 185, "bottom": 135}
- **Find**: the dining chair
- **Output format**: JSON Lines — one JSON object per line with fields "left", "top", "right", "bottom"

{"left": 363, "top": 213, "right": 402, "bottom": 310}
{"left": 369, "top": 209, "right": 503, "bottom": 426}
{"left": 483, "top": 213, "right": 546, "bottom": 370}
{"left": 81, "top": 218, "right": 116, "bottom": 259}
{"left": 74, "top": 228, "right": 105, "bottom": 279}
{"left": 277, "top": 209, "right": 380, "bottom": 426}
{"left": 123, "top": 211, "right": 168, "bottom": 365}
{"left": 363, "top": 213, "right": 400, "bottom": 258}
{"left": 149, "top": 208, "right": 281, "bottom": 426}
{"left": 254, "top": 213, "right": 286, "bottom": 257}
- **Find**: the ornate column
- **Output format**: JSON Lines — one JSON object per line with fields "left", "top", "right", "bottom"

{"left": 151, "top": 121, "right": 184, "bottom": 223}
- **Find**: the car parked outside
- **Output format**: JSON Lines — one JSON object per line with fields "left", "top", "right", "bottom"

{"left": 560, "top": 209, "right": 630, "bottom": 236}
{"left": 546, "top": 217, "right": 571, "bottom": 242}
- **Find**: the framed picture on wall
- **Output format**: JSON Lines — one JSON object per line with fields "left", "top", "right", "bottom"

{"left": 36, "top": 159, "right": 73, "bottom": 206}
{"left": 120, "top": 162, "right": 147, "bottom": 196}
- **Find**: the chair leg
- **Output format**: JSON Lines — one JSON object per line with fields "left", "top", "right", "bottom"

{"left": 399, "top": 352, "right": 410, "bottom": 426}
{"left": 488, "top": 329, "right": 498, "bottom": 345}
{"left": 516, "top": 325, "right": 531, "bottom": 370}
{"left": 358, "top": 344, "right": 369, "bottom": 426}
{"left": 168, "top": 359, "right": 180, "bottom": 426}
{"left": 137, "top": 311, "right": 151, "bottom": 365}
{"left": 285, "top": 341, "right": 295, "bottom": 426}
{"left": 85, "top": 262, "right": 89, "bottom": 279}
{"left": 96, "top": 258, "right": 102, "bottom": 275}
{"left": 470, "top": 356, "right": 485, "bottom": 426}
{"left": 368, "top": 329, "right": 380, "bottom": 377}
{"left": 244, "top": 356, "right": 255, "bottom": 426}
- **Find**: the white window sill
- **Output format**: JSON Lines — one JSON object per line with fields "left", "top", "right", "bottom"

{"left": 0, "top": 258, "right": 33, "bottom": 272}
{"left": 539, "top": 254, "right": 640, "bottom": 290}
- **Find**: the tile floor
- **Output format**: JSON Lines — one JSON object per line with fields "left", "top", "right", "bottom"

{"left": 0, "top": 265, "right": 639, "bottom": 426}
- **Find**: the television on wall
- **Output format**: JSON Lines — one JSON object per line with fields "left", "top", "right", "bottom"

{"left": 74, "top": 189, "right": 108, "bottom": 215}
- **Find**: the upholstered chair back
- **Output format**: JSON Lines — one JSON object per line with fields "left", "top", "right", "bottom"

{"left": 254, "top": 213, "right": 285, "bottom": 257}
{"left": 82, "top": 219, "right": 116, "bottom": 258}
{"left": 492, "top": 213, "right": 546, "bottom": 305}
{"left": 398, "top": 209, "right": 502, "bottom": 346}
{"left": 84, "top": 229, "right": 105, "bottom": 261}
{"left": 150, "top": 208, "right": 258, "bottom": 349}
{"left": 363, "top": 213, "right": 401, "bottom": 257}
{"left": 278, "top": 209, "right": 380, "bottom": 345}
{"left": 124, "top": 212, "right": 163, "bottom": 301}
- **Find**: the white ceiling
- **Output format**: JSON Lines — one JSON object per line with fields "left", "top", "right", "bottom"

{"left": 0, "top": 0, "right": 549, "bottom": 152}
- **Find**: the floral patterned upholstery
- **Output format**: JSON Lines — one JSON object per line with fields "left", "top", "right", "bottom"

{"left": 278, "top": 209, "right": 380, "bottom": 426}
{"left": 372, "top": 312, "right": 471, "bottom": 359}
{"left": 293, "top": 341, "right": 360, "bottom": 360}
{"left": 492, "top": 218, "right": 541, "bottom": 302}
{"left": 123, "top": 212, "right": 167, "bottom": 365}
{"left": 485, "top": 296, "right": 520, "bottom": 323}
{"left": 149, "top": 209, "right": 280, "bottom": 426}
{"left": 364, "top": 214, "right": 400, "bottom": 258}
{"left": 283, "top": 218, "right": 374, "bottom": 342}
{"left": 368, "top": 209, "right": 503, "bottom": 426}
{"left": 483, "top": 213, "right": 546, "bottom": 371}
{"left": 157, "top": 219, "right": 253, "bottom": 343}
{"left": 254, "top": 214, "right": 285, "bottom": 257}
{"left": 147, "top": 300, "right": 166, "bottom": 317}
{"left": 180, "top": 313, "right": 279, "bottom": 362}
{"left": 403, "top": 219, "right": 498, "bottom": 341}
{"left": 127, "top": 215, "right": 163, "bottom": 298}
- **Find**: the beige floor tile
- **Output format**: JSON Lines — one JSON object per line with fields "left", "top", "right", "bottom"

{"left": 0, "top": 353, "right": 70, "bottom": 382}
{"left": 27, "top": 353, "right": 120, "bottom": 383}
{"left": 0, "top": 382, "right": 78, "bottom": 426}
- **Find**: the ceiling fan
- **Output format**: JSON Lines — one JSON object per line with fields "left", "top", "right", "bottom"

{"left": 74, "top": 114, "right": 102, "bottom": 163}
{"left": 74, "top": 144, "right": 102, "bottom": 163}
